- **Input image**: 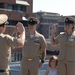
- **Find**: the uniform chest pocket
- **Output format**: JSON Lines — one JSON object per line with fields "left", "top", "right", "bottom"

{"left": 34, "top": 40, "right": 40, "bottom": 46}
{"left": 67, "top": 37, "right": 75, "bottom": 46}
{"left": 59, "top": 36, "right": 67, "bottom": 45}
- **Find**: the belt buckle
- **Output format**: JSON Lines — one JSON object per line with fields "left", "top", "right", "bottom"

{"left": 28, "top": 58, "right": 32, "bottom": 61}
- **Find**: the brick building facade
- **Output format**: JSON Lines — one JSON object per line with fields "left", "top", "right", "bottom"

{"left": 0, "top": 0, "right": 34, "bottom": 61}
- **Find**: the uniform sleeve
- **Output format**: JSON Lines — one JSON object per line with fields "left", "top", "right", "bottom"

{"left": 53, "top": 33, "right": 62, "bottom": 45}
{"left": 5, "top": 34, "right": 21, "bottom": 48}
{"left": 40, "top": 35, "right": 47, "bottom": 50}
{"left": 54, "top": 32, "right": 65, "bottom": 45}
{"left": 53, "top": 35, "right": 60, "bottom": 44}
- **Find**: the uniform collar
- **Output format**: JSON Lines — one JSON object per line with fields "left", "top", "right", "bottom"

{"left": 26, "top": 30, "right": 39, "bottom": 38}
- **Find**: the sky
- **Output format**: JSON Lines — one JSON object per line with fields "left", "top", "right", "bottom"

{"left": 33, "top": 0, "right": 75, "bottom": 16}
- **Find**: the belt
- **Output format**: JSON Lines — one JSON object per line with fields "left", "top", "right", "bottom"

{"left": 27, "top": 58, "right": 33, "bottom": 61}
{"left": 23, "top": 57, "right": 38, "bottom": 61}
{"left": 0, "top": 69, "right": 5, "bottom": 72}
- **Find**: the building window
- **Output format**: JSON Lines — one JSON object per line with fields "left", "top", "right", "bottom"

{"left": 20, "top": 5, "right": 26, "bottom": 12}
{"left": 0, "top": 3, "right": 4, "bottom": 8}
{"left": 7, "top": 4, "right": 26, "bottom": 13}
{"left": 7, "top": 4, "right": 13, "bottom": 11}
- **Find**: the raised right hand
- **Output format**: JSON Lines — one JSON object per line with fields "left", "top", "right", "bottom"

{"left": 51, "top": 24, "right": 57, "bottom": 37}
{"left": 16, "top": 22, "right": 25, "bottom": 33}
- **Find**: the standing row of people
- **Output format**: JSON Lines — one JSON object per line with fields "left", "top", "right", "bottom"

{"left": 0, "top": 13, "right": 75, "bottom": 75}
{"left": 0, "top": 14, "right": 47, "bottom": 75}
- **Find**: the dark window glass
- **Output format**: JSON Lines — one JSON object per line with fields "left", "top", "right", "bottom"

{"left": 7, "top": 4, "right": 26, "bottom": 13}
{"left": 0, "top": 3, "right": 4, "bottom": 8}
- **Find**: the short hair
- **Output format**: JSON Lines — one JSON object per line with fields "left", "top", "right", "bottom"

{"left": 0, "top": 23, "right": 5, "bottom": 27}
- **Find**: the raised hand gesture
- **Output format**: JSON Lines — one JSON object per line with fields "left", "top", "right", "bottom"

{"left": 16, "top": 22, "right": 25, "bottom": 33}
{"left": 51, "top": 24, "right": 57, "bottom": 37}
